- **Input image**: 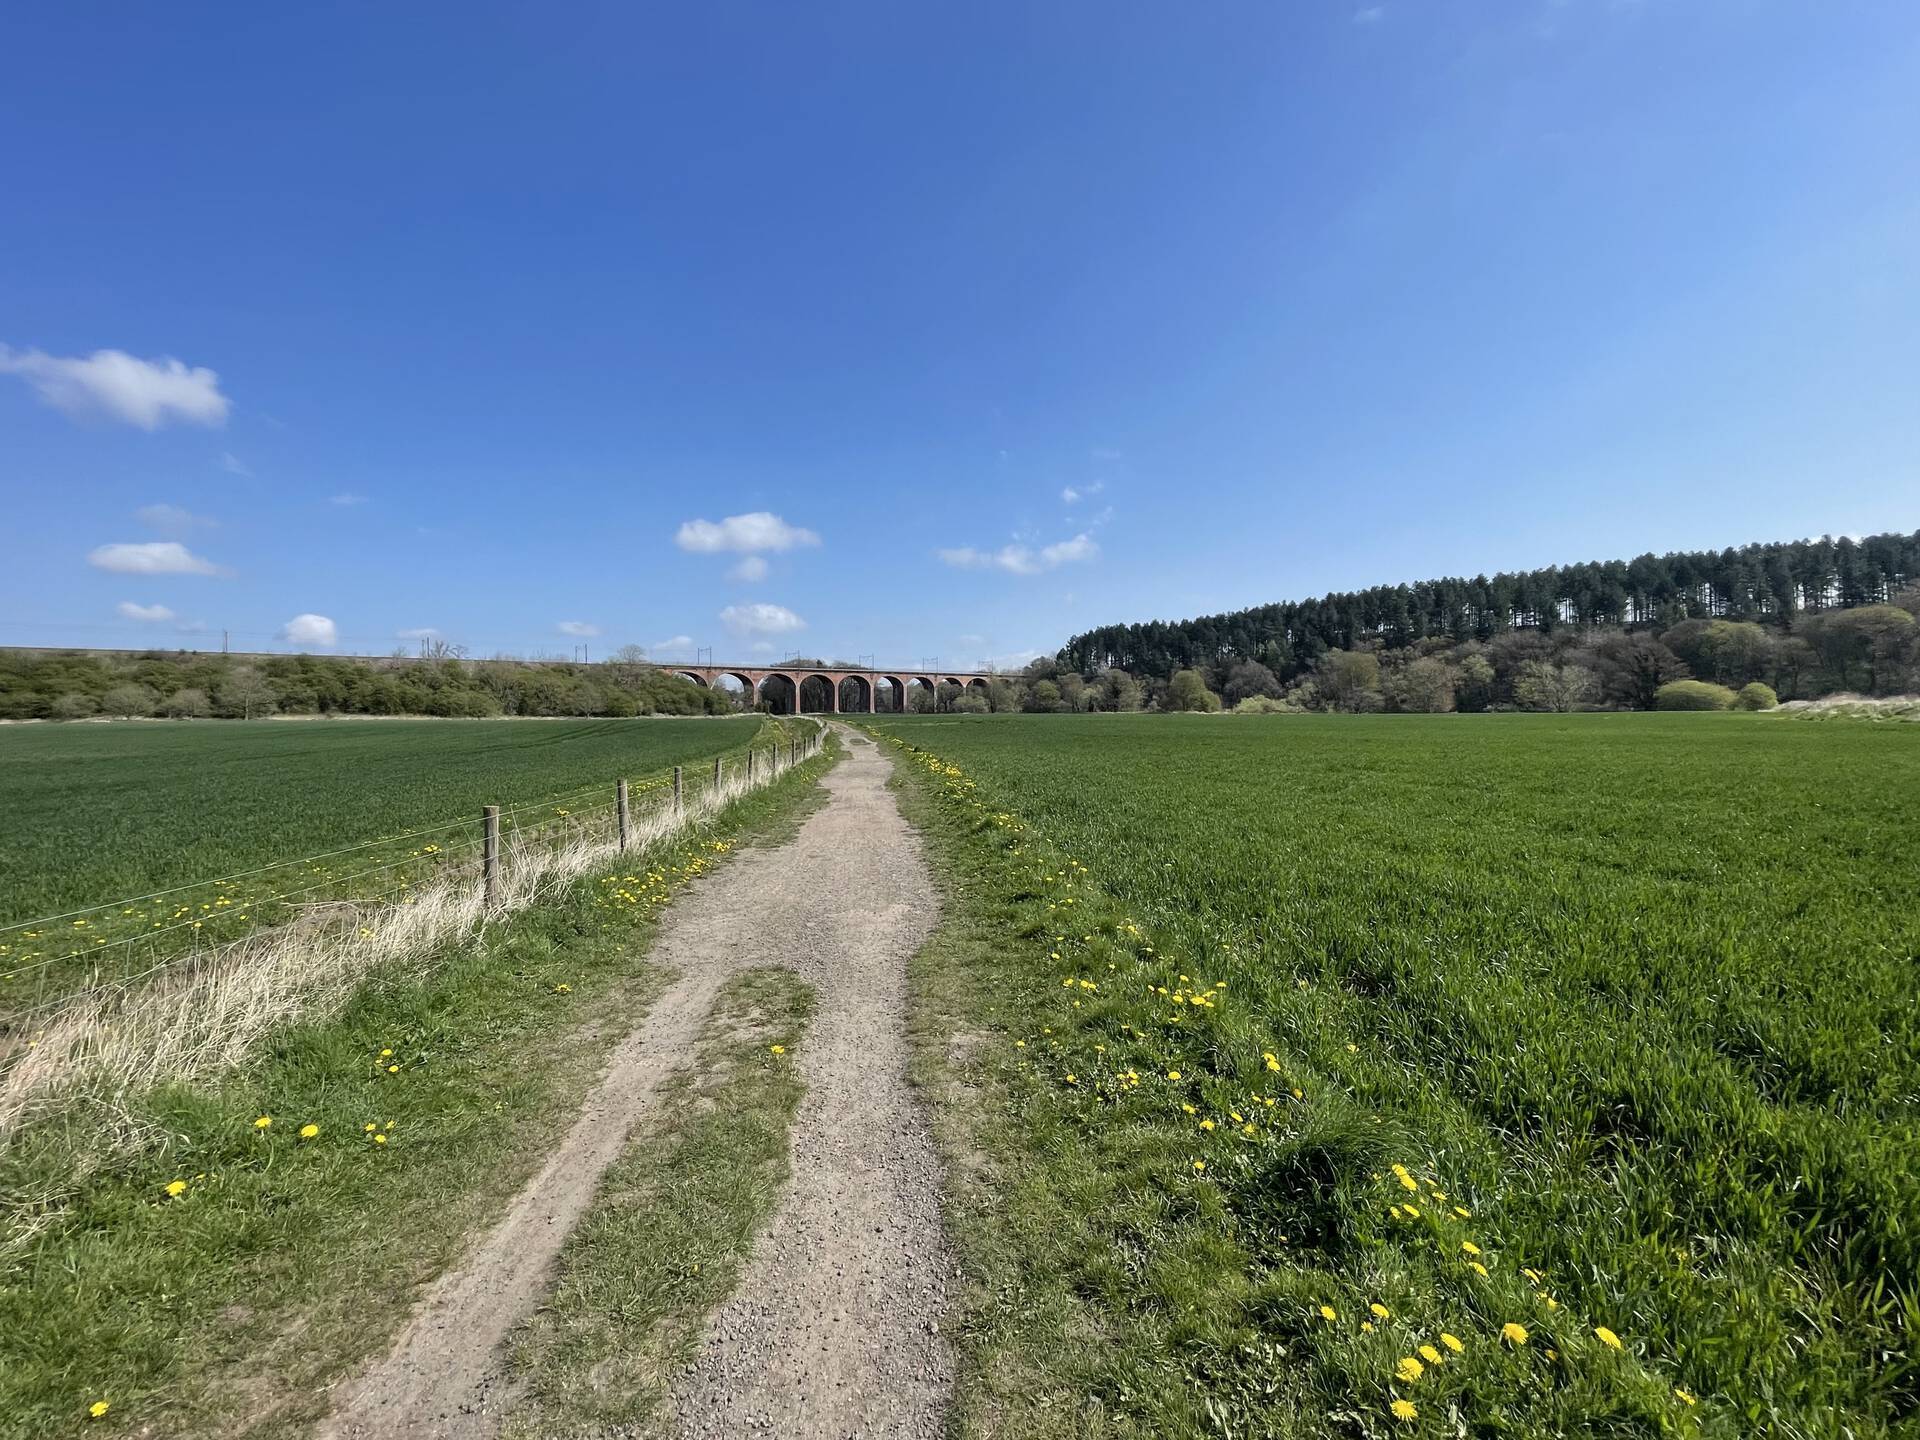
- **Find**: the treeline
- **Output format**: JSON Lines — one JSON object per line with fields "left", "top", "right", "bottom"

{"left": 1063, "top": 531, "right": 1919, "bottom": 679}
{"left": 0, "top": 650, "right": 730, "bottom": 721}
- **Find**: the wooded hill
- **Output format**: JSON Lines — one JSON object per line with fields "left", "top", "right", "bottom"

{"left": 1062, "top": 530, "right": 1919, "bottom": 681}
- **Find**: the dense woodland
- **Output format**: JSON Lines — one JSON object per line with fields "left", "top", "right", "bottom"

{"left": 0, "top": 649, "right": 729, "bottom": 721}
{"left": 1036, "top": 530, "right": 1920, "bottom": 713}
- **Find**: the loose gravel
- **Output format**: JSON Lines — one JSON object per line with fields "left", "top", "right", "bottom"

{"left": 321, "top": 726, "right": 955, "bottom": 1440}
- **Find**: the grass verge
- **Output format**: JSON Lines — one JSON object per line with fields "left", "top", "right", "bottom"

{"left": 500, "top": 966, "right": 815, "bottom": 1438}
{"left": 0, "top": 731, "right": 836, "bottom": 1440}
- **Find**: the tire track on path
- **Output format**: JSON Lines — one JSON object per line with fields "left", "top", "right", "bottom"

{"left": 319, "top": 726, "right": 954, "bottom": 1440}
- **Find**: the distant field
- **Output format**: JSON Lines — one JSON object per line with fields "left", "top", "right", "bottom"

{"left": 869, "top": 713, "right": 1920, "bottom": 1434}
{"left": 0, "top": 717, "right": 761, "bottom": 1016}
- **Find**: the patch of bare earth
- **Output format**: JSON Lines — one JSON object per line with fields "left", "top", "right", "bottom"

{"left": 320, "top": 727, "right": 955, "bottom": 1440}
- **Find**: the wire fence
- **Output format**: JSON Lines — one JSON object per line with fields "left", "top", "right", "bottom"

{"left": 0, "top": 721, "right": 826, "bottom": 1033}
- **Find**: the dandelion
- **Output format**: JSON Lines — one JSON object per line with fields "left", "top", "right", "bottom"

{"left": 374, "top": 1134, "right": 387, "bottom": 1144}
{"left": 1167, "top": 1070, "right": 1181, "bottom": 1081}
{"left": 1595, "top": 1326, "right": 1622, "bottom": 1350}
{"left": 1440, "top": 1332, "right": 1464, "bottom": 1354}
{"left": 1370, "top": 1303, "right": 1391, "bottom": 1320}
{"left": 1065, "top": 1074, "right": 1077, "bottom": 1085}
{"left": 89, "top": 1400, "right": 111, "bottom": 1419}
{"left": 299, "top": 1124, "right": 319, "bottom": 1140}
{"left": 1461, "top": 1241, "right": 1481, "bottom": 1255}
{"left": 1418, "top": 1344, "right": 1442, "bottom": 1365}
{"left": 1394, "top": 1356, "right": 1425, "bottom": 1383}
{"left": 1191, "top": 1160, "right": 1206, "bottom": 1173}
{"left": 1199, "top": 1118, "right": 1216, "bottom": 1131}
{"left": 1453, "top": 1206, "right": 1470, "bottom": 1219}
{"left": 1318, "top": 1304, "right": 1337, "bottom": 1322}
{"left": 254, "top": 1115, "right": 272, "bottom": 1129}
{"left": 1361, "top": 1321, "right": 1375, "bottom": 1333}
{"left": 770, "top": 1044, "right": 786, "bottom": 1055}
{"left": 164, "top": 1179, "right": 187, "bottom": 1198}
{"left": 1467, "top": 1261, "right": 1488, "bottom": 1277}
{"left": 1502, "top": 1322, "right": 1529, "bottom": 1346}
{"left": 1389, "top": 1399, "right": 1417, "bottom": 1422}
{"left": 364, "top": 1122, "right": 376, "bottom": 1132}
{"left": 1674, "top": 1387, "right": 1697, "bottom": 1406}
{"left": 387, "top": 1064, "right": 399, "bottom": 1074}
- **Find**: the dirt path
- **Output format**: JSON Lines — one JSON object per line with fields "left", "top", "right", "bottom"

{"left": 320, "top": 726, "right": 954, "bottom": 1440}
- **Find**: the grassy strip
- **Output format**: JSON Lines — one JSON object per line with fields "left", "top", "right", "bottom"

{"left": 500, "top": 966, "right": 815, "bottom": 1438}
{"left": 0, "top": 729, "right": 835, "bottom": 1440}
{"left": 883, "top": 727, "right": 1718, "bottom": 1439}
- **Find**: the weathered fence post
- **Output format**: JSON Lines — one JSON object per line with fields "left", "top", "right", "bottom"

{"left": 483, "top": 805, "right": 500, "bottom": 908}
{"left": 616, "top": 779, "right": 630, "bottom": 851}
{"left": 673, "top": 765, "right": 683, "bottom": 810}
{"left": 714, "top": 755, "right": 723, "bottom": 790}
{"left": 748, "top": 748, "right": 756, "bottom": 783}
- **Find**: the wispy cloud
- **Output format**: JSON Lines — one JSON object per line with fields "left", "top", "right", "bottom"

{"left": 727, "top": 555, "right": 769, "bottom": 582}
{"left": 397, "top": 626, "right": 442, "bottom": 642}
{"left": 0, "top": 344, "right": 230, "bottom": 429}
{"left": 720, "top": 602, "right": 805, "bottom": 636}
{"left": 329, "top": 492, "right": 368, "bottom": 507}
{"left": 117, "top": 601, "right": 176, "bottom": 623}
{"left": 218, "top": 451, "right": 252, "bottom": 478}
{"left": 137, "top": 503, "right": 217, "bottom": 538}
{"left": 1061, "top": 480, "right": 1106, "bottom": 505}
{"left": 281, "top": 613, "right": 338, "bottom": 649}
{"left": 651, "top": 634, "right": 695, "bottom": 656}
{"left": 676, "top": 512, "right": 821, "bottom": 554}
{"left": 938, "top": 533, "right": 1100, "bottom": 576}
{"left": 556, "top": 620, "right": 600, "bottom": 637}
{"left": 1354, "top": 5, "right": 1386, "bottom": 23}
{"left": 88, "top": 541, "right": 227, "bottom": 576}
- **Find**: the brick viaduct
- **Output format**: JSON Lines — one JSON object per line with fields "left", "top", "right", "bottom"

{"left": 666, "top": 664, "right": 994, "bottom": 714}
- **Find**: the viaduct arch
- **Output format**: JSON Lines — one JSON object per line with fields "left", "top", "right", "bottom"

{"left": 667, "top": 663, "right": 995, "bottom": 714}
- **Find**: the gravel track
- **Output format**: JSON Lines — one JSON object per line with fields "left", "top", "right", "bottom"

{"left": 319, "top": 726, "right": 954, "bottom": 1440}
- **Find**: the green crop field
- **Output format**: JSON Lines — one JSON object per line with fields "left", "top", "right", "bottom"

{"left": 0, "top": 717, "right": 767, "bottom": 1019}
{"left": 868, "top": 713, "right": 1919, "bottom": 1436}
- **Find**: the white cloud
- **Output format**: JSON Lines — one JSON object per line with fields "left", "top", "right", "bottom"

{"left": 117, "top": 601, "right": 176, "bottom": 623}
{"left": 137, "top": 503, "right": 216, "bottom": 537}
{"left": 557, "top": 620, "right": 601, "bottom": 637}
{"left": 1061, "top": 481, "right": 1105, "bottom": 505}
{"left": 720, "top": 602, "right": 805, "bottom": 636}
{"left": 219, "top": 451, "right": 252, "bottom": 477}
{"left": 676, "top": 512, "right": 821, "bottom": 554}
{"left": 329, "top": 493, "right": 368, "bottom": 507}
{"left": 728, "top": 555, "right": 769, "bottom": 583}
{"left": 397, "top": 627, "right": 442, "bottom": 641}
{"left": 938, "top": 533, "right": 1099, "bottom": 576}
{"left": 0, "top": 344, "right": 230, "bottom": 429}
{"left": 281, "top": 613, "right": 338, "bottom": 649}
{"left": 651, "top": 634, "right": 695, "bottom": 655}
{"left": 88, "top": 541, "right": 226, "bottom": 576}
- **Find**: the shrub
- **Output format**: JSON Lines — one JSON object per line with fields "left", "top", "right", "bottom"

{"left": 1231, "top": 695, "right": 1300, "bottom": 715}
{"left": 49, "top": 693, "right": 100, "bottom": 720}
{"left": 1655, "top": 680, "right": 1738, "bottom": 711}
{"left": 1164, "top": 669, "right": 1222, "bottom": 713}
{"left": 1736, "top": 682, "right": 1779, "bottom": 711}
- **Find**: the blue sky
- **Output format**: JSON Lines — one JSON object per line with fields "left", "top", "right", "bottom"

{"left": 3, "top": 1, "right": 1917, "bottom": 670}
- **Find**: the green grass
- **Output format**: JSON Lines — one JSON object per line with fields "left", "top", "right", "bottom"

{"left": 501, "top": 966, "right": 815, "bottom": 1438}
{"left": 0, "top": 733, "right": 835, "bottom": 1440}
{"left": 872, "top": 712, "right": 1920, "bottom": 1438}
{"left": 0, "top": 716, "right": 767, "bottom": 1016}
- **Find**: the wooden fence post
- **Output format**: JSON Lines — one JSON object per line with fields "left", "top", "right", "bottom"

{"left": 616, "top": 779, "right": 630, "bottom": 851}
{"left": 483, "top": 805, "right": 500, "bottom": 909}
{"left": 673, "top": 765, "right": 683, "bottom": 810}
{"left": 748, "top": 748, "right": 756, "bottom": 782}
{"left": 714, "top": 755, "right": 723, "bottom": 789}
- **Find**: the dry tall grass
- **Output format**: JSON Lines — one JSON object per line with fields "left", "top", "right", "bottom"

{"left": 0, "top": 725, "right": 824, "bottom": 1162}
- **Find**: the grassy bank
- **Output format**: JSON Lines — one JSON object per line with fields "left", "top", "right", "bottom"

{"left": 879, "top": 713, "right": 1918, "bottom": 1438}
{"left": 0, "top": 732, "right": 835, "bottom": 1440}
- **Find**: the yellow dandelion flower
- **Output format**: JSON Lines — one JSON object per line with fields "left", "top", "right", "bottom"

{"left": 1403, "top": 1203, "right": 1421, "bottom": 1218}
{"left": 1199, "top": 1118, "right": 1215, "bottom": 1131}
{"left": 1361, "top": 1320, "right": 1375, "bottom": 1333}
{"left": 89, "top": 1400, "right": 111, "bottom": 1419}
{"left": 1453, "top": 1205, "right": 1470, "bottom": 1219}
{"left": 770, "top": 1044, "right": 786, "bottom": 1055}
{"left": 1502, "top": 1322, "right": 1529, "bottom": 1346}
{"left": 253, "top": 1115, "right": 272, "bottom": 1129}
{"left": 1394, "top": 1356, "right": 1424, "bottom": 1383}
{"left": 1167, "top": 1070, "right": 1181, "bottom": 1081}
{"left": 1595, "top": 1326, "right": 1622, "bottom": 1350}
{"left": 1370, "top": 1303, "right": 1391, "bottom": 1320}
{"left": 1191, "top": 1160, "right": 1205, "bottom": 1173}
{"left": 299, "top": 1124, "right": 319, "bottom": 1140}
{"left": 1389, "top": 1399, "right": 1417, "bottom": 1422}
{"left": 164, "top": 1179, "right": 187, "bottom": 1198}
{"left": 1065, "top": 1074, "right": 1077, "bottom": 1085}
{"left": 1318, "top": 1304, "right": 1337, "bottom": 1322}
{"left": 1675, "top": 1387, "right": 1697, "bottom": 1406}
{"left": 1461, "top": 1241, "right": 1481, "bottom": 1255}
{"left": 1181, "top": 1103, "right": 1197, "bottom": 1114}
{"left": 1467, "top": 1261, "right": 1488, "bottom": 1277}
{"left": 374, "top": 1133, "right": 387, "bottom": 1144}
{"left": 1398, "top": 1173, "right": 1419, "bottom": 1192}
{"left": 1418, "top": 1344, "right": 1442, "bottom": 1365}
{"left": 1440, "top": 1332, "right": 1464, "bottom": 1353}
